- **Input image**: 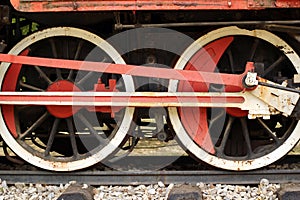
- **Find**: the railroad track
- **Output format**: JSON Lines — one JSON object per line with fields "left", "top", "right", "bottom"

{"left": 1, "top": 156, "right": 300, "bottom": 185}
{"left": 2, "top": 168, "right": 300, "bottom": 186}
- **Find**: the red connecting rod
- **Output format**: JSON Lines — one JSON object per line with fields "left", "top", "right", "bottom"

{"left": 0, "top": 53, "right": 254, "bottom": 89}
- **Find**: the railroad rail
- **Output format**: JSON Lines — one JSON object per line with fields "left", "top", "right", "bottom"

{"left": 1, "top": 156, "right": 300, "bottom": 185}
{"left": 2, "top": 168, "right": 300, "bottom": 186}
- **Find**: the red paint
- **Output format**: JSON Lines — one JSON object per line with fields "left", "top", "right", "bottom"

{"left": 92, "top": 79, "right": 122, "bottom": 117}
{"left": 46, "top": 80, "right": 81, "bottom": 118}
{"left": 10, "top": 0, "right": 300, "bottom": 12}
{"left": 0, "top": 53, "right": 250, "bottom": 89}
{"left": 1, "top": 49, "right": 29, "bottom": 138}
{"left": 178, "top": 37, "right": 233, "bottom": 154}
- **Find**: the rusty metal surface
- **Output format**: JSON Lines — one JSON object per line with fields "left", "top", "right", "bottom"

{"left": 2, "top": 165, "right": 300, "bottom": 185}
{"left": 276, "top": 0, "right": 300, "bottom": 7}
{"left": 0, "top": 155, "right": 299, "bottom": 185}
{"left": 9, "top": 0, "right": 300, "bottom": 12}
{"left": 248, "top": 0, "right": 275, "bottom": 7}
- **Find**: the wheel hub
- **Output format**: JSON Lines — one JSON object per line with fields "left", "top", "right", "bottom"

{"left": 46, "top": 80, "right": 81, "bottom": 118}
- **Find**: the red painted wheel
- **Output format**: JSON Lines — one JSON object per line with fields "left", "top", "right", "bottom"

{"left": 169, "top": 26, "right": 300, "bottom": 170}
{"left": 0, "top": 27, "right": 135, "bottom": 171}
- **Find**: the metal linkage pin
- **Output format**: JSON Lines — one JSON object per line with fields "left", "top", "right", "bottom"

{"left": 244, "top": 72, "right": 258, "bottom": 88}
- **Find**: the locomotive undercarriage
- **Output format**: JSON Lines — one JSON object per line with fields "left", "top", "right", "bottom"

{"left": 0, "top": 7, "right": 300, "bottom": 171}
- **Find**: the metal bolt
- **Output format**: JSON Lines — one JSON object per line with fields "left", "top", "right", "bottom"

{"left": 227, "top": 0, "right": 232, "bottom": 7}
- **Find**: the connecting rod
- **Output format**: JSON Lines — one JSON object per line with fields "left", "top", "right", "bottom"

{"left": 0, "top": 53, "right": 253, "bottom": 89}
{"left": 0, "top": 53, "right": 299, "bottom": 118}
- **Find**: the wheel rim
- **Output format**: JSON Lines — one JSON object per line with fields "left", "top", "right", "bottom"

{"left": 0, "top": 27, "right": 134, "bottom": 171}
{"left": 169, "top": 26, "right": 300, "bottom": 170}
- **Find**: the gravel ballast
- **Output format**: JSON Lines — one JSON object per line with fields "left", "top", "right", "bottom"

{"left": 0, "top": 178, "right": 281, "bottom": 200}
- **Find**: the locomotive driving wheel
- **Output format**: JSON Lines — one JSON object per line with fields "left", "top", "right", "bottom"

{"left": 169, "top": 26, "right": 300, "bottom": 170}
{"left": 0, "top": 27, "right": 135, "bottom": 171}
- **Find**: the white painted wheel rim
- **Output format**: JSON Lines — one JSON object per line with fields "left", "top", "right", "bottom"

{"left": 168, "top": 26, "right": 300, "bottom": 170}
